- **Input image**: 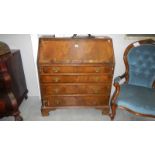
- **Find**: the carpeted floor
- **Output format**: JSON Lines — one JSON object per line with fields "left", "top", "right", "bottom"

{"left": 1, "top": 96, "right": 155, "bottom": 121}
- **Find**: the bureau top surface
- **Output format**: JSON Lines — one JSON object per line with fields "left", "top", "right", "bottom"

{"left": 38, "top": 37, "right": 115, "bottom": 64}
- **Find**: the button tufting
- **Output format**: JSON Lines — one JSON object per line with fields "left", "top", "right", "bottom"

{"left": 128, "top": 44, "right": 155, "bottom": 87}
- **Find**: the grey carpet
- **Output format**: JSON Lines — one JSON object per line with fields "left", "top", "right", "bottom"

{"left": 1, "top": 96, "right": 154, "bottom": 121}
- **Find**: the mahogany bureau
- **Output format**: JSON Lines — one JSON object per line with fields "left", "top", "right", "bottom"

{"left": 37, "top": 35, "right": 115, "bottom": 116}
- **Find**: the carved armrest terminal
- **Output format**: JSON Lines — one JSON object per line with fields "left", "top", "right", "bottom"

{"left": 111, "top": 73, "right": 126, "bottom": 104}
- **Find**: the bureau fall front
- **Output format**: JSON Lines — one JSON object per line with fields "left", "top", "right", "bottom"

{"left": 37, "top": 35, "right": 115, "bottom": 116}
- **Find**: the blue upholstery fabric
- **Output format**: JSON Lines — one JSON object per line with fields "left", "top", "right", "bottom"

{"left": 128, "top": 44, "right": 155, "bottom": 88}
{"left": 116, "top": 84, "right": 155, "bottom": 115}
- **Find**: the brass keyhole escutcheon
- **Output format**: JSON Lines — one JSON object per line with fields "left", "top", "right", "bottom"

{"left": 95, "top": 68, "right": 100, "bottom": 73}
{"left": 54, "top": 77, "right": 60, "bottom": 82}
{"left": 52, "top": 67, "right": 60, "bottom": 73}
{"left": 39, "top": 68, "right": 42, "bottom": 73}
{"left": 74, "top": 44, "right": 79, "bottom": 48}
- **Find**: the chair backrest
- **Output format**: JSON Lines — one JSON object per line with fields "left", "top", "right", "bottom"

{"left": 125, "top": 40, "right": 155, "bottom": 88}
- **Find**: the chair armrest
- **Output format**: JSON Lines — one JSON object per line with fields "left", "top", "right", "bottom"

{"left": 114, "top": 73, "right": 126, "bottom": 84}
{"left": 114, "top": 77, "right": 121, "bottom": 84}
{"left": 152, "top": 81, "right": 155, "bottom": 88}
{"left": 111, "top": 73, "right": 126, "bottom": 105}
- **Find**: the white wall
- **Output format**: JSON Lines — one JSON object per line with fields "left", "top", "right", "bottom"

{"left": 1, "top": 34, "right": 155, "bottom": 97}
{"left": 0, "top": 34, "right": 39, "bottom": 96}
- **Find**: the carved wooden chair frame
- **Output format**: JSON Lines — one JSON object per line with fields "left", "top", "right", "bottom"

{"left": 0, "top": 59, "right": 23, "bottom": 121}
{"left": 110, "top": 39, "right": 155, "bottom": 120}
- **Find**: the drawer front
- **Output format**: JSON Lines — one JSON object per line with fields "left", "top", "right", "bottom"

{"left": 41, "top": 84, "right": 111, "bottom": 95}
{"left": 40, "top": 75, "right": 112, "bottom": 83}
{"left": 40, "top": 66, "right": 113, "bottom": 74}
{"left": 43, "top": 95, "right": 109, "bottom": 107}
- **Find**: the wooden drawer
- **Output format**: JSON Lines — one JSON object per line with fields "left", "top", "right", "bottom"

{"left": 40, "top": 66, "right": 113, "bottom": 74}
{"left": 41, "top": 84, "right": 111, "bottom": 95}
{"left": 40, "top": 75, "right": 112, "bottom": 83}
{"left": 43, "top": 95, "right": 109, "bottom": 107}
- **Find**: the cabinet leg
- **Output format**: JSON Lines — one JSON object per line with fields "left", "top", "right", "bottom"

{"left": 41, "top": 109, "right": 50, "bottom": 116}
{"left": 102, "top": 107, "right": 110, "bottom": 115}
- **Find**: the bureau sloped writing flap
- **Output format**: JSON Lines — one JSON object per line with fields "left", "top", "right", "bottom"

{"left": 38, "top": 38, "right": 115, "bottom": 64}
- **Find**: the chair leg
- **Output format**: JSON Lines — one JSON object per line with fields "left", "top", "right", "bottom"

{"left": 14, "top": 114, "right": 23, "bottom": 121}
{"left": 13, "top": 111, "right": 23, "bottom": 121}
{"left": 25, "top": 94, "right": 28, "bottom": 100}
{"left": 110, "top": 103, "right": 117, "bottom": 121}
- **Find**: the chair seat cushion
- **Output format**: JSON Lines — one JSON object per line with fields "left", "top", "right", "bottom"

{"left": 116, "top": 84, "right": 155, "bottom": 115}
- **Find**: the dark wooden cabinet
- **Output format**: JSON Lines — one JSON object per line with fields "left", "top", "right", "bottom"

{"left": 6, "top": 51, "right": 28, "bottom": 103}
{"left": 0, "top": 41, "right": 28, "bottom": 120}
{"left": 38, "top": 36, "right": 115, "bottom": 116}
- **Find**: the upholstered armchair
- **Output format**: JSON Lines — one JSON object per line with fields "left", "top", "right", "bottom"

{"left": 110, "top": 39, "right": 155, "bottom": 120}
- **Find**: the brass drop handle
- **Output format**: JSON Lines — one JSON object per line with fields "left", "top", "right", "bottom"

{"left": 95, "top": 77, "right": 100, "bottom": 82}
{"left": 95, "top": 68, "right": 100, "bottom": 73}
{"left": 39, "top": 68, "right": 42, "bottom": 73}
{"left": 52, "top": 67, "right": 60, "bottom": 73}
{"left": 43, "top": 100, "right": 49, "bottom": 106}
{"left": 53, "top": 77, "right": 60, "bottom": 82}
